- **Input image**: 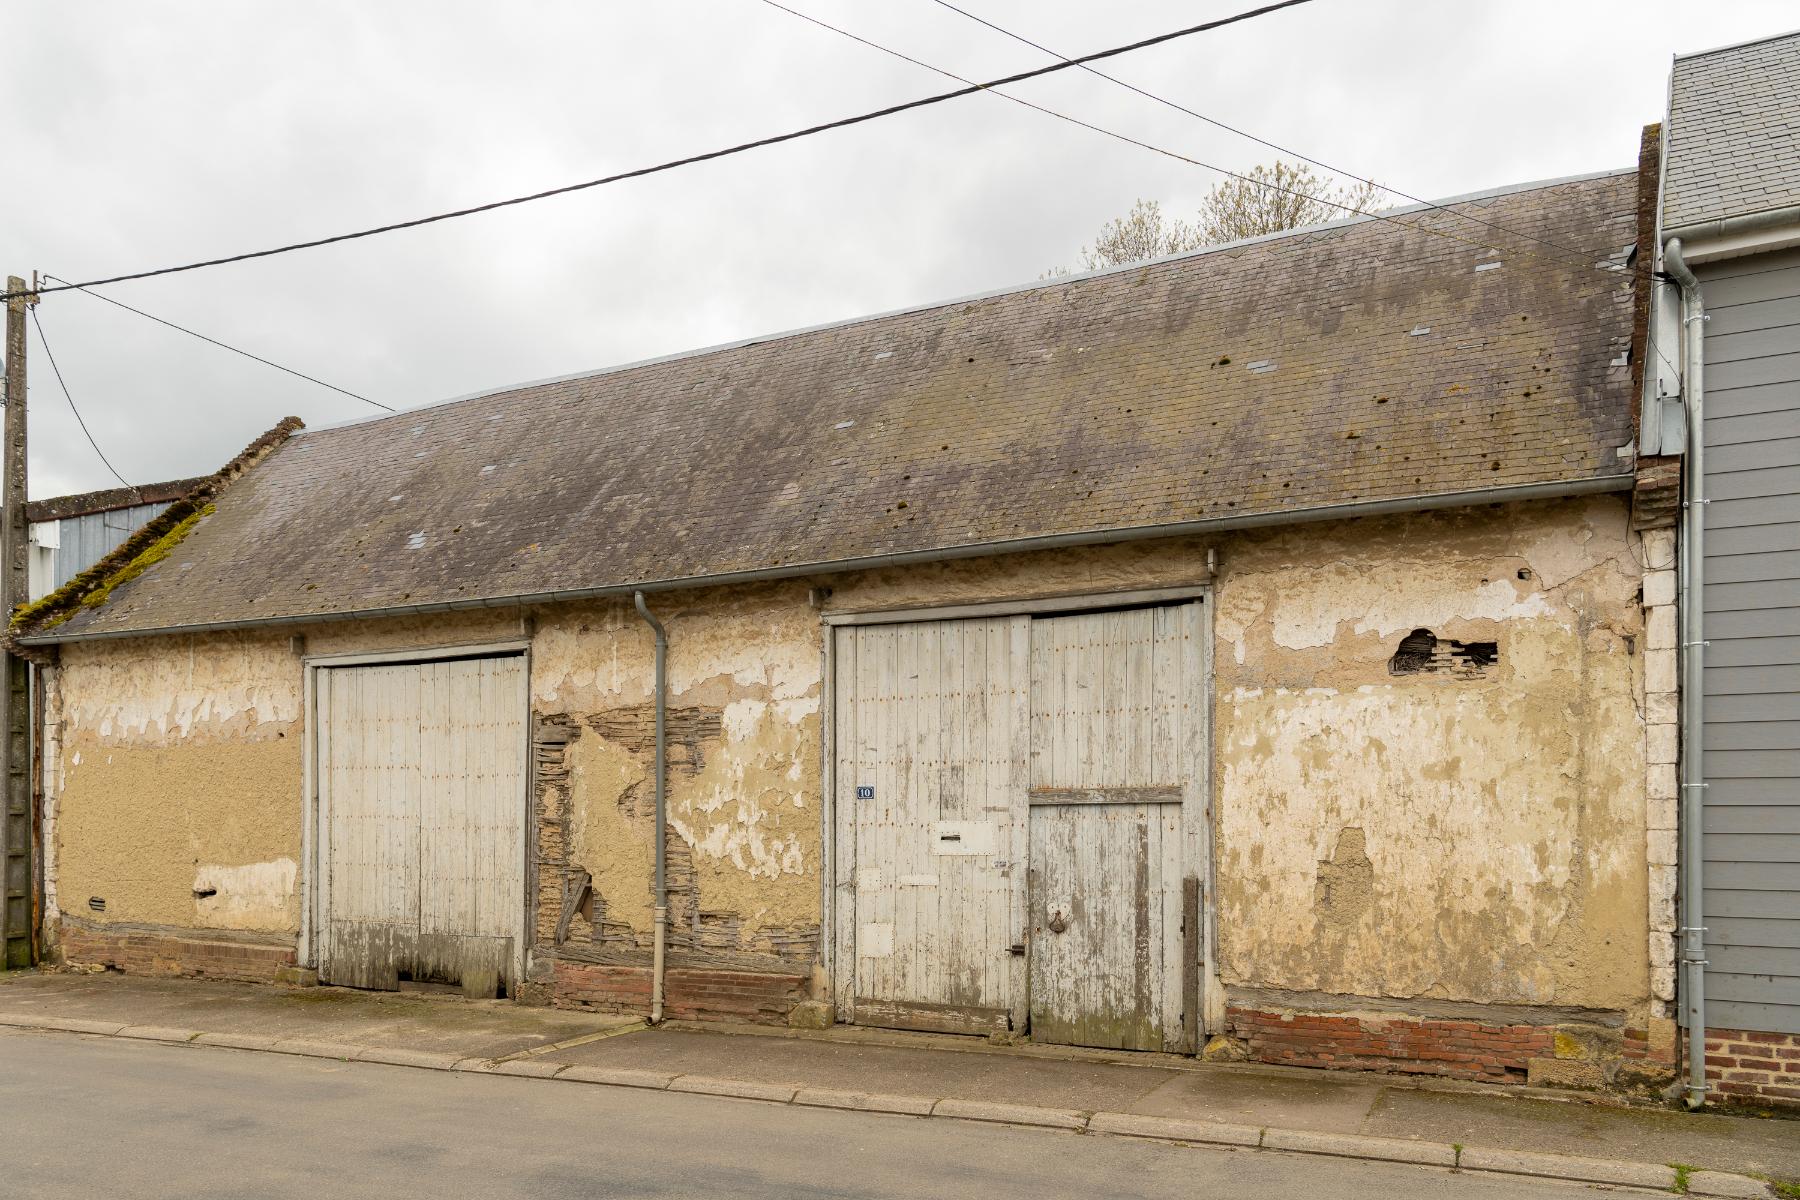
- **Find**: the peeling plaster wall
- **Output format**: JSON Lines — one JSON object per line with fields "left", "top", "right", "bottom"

{"left": 53, "top": 631, "right": 304, "bottom": 934}
{"left": 830, "top": 495, "right": 1650, "bottom": 1019}
{"left": 532, "top": 583, "right": 823, "bottom": 975}
{"left": 1210, "top": 497, "right": 1649, "bottom": 1015}
{"left": 43, "top": 494, "right": 1650, "bottom": 1029}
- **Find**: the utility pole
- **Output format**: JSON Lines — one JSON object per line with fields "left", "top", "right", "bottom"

{"left": 1, "top": 275, "right": 32, "bottom": 968}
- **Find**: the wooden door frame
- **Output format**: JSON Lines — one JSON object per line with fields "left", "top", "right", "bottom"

{"left": 821, "top": 589, "right": 1218, "bottom": 1044}
{"left": 300, "top": 640, "right": 533, "bottom": 991}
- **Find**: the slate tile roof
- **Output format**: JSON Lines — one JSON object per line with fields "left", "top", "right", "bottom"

{"left": 31, "top": 171, "right": 1640, "bottom": 640}
{"left": 1663, "top": 29, "right": 1800, "bottom": 230}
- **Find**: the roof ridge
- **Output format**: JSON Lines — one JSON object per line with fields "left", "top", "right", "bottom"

{"left": 1673, "top": 26, "right": 1800, "bottom": 63}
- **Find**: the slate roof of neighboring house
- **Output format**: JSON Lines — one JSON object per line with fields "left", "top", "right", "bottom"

{"left": 23, "top": 171, "right": 1640, "bottom": 642}
{"left": 1663, "top": 29, "right": 1800, "bottom": 231}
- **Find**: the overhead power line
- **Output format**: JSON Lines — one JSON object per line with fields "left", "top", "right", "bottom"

{"left": 761, "top": 0, "right": 1628, "bottom": 281}
{"left": 28, "top": 308, "right": 135, "bottom": 491}
{"left": 1, "top": 0, "right": 1316, "bottom": 303}
{"left": 923, "top": 0, "right": 1601, "bottom": 270}
{"left": 43, "top": 274, "right": 393, "bottom": 413}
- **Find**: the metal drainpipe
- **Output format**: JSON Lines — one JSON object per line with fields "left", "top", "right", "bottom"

{"left": 1664, "top": 237, "right": 1708, "bottom": 1110}
{"left": 634, "top": 592, "right": 669, "bottom": 1025}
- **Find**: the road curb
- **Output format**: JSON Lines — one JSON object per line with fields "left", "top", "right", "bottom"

{"left": 0, "top": 1011, "right": 1773, "bottom": 1196}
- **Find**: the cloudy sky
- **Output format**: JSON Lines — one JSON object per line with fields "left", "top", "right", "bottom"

{"left": 2, "top": 1, "right": 1792, "bottom": 498}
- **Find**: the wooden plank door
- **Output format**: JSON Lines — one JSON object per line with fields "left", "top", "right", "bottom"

{"left": 317, "top": 654, "right": 527, "bottom": 995}
{"left": 417, "top": 656, "right": 528, "bottom": 997}
{"left": 318, "top": 662, "right": 423, "bottom": 991}
{"left": 1028, "top": 606, "right": 1192, "bottom": 1052}
{"left": 838, "top": 616, "right": 1030, "bottom": 1034}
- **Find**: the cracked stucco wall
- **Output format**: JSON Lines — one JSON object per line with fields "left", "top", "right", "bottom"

{"left": 52, "top": 631, "right": 304, "bottom": 935}
{"left": 44, "top": 494, "right": 1651, "bottom": 1025}
{"left": 1211, "top": 495, "right": 1650, "bottom": 1015}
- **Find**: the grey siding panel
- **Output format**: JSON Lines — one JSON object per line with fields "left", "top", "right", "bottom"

{"left": 1711, "top": 945, "right": 1800, "bottom": 977}
{"left": 1701, "top": 750, "right": 1800, "bottom": 780}
{"left": 1709, "top": 407, "right": 1800, "bottom": 447}
{"left": 1705, "top": 972, "right": 1799, "bottom": 1009}
{"left": 1702, "top": 256, "right": 1800, "bottom": 1037}
{"left": 1709, "top": 524, "right": 1800, "bottom": 557}
{"left": 1704, "top": 720, "right": 1800, "bottom": 751}
{"left": 1706, "top": 635, "right": 1800, "bottom": 666}
{"left": 1704, "top": 861, "right": 1800, "bottom": 891}
{"left": 1707, "top": 777, "right": 1800, "bottom": 805}
{"left": 1705, "top": 807, "right": 1800, "bottom": 835}
{"left": 1708, "top": 350, "right": 1800, "bottom": 392}
{"left": 1707, "top": 916, "right": 1800, "bottom": 949}
{"left": 1710, "top": 999, "right": 1800, "bottom": 1035}
{"left": 1707, "top": 607, "right": 1800, "bottom": 639}
{"left": 1707, "top": 325, "right": 1800, "bottom": 365}
{"left": 1708, "top": 382, "right": 1800, "bottom": 422}
{"left": 1705, "top": 666, "right": 1800, "bottom": 697}
{"left": 1706, "top": 495, "right": 1799, "bottom": 531}
{"left": 1710, "top": 434, "right": 1800, "bottom": 473}
{"left": 1706, "top": 578, "right": 1800, "bottom": 612}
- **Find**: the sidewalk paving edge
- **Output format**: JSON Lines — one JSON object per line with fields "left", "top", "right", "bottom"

{"left": 0, "top": 1011, "right": 1772, "bottom": 1197}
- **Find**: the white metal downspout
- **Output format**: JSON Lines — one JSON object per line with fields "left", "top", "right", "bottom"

{"left": 634, "top": 592, "right": 669, "bottom": 1025}
{"left": 1664, "top": 237, "right": 1708, "bottom": 1109}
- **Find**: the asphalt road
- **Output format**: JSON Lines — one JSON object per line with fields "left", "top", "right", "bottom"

{"left": 0, "top": 1027, "right": 1648, "bottom": 1199}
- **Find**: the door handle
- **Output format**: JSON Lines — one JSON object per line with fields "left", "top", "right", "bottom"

{"left": 1048, "top": 910, "right": 1068, "bottom": 934}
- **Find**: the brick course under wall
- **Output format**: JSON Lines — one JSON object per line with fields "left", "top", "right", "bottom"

{"left": 1230, "top": 1006, "right": 1559, "bottom": 1082}
{"left": 552, "top": 962, "right": 808, "bottom": 1025}
{"left": 58, "top": 920, "right": 295, "bottom": 984}
{"left": 1705, "top": 1027, "right": 1800, "bottom": 1110}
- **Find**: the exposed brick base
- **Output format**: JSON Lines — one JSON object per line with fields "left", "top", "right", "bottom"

{"left": 1705, "top": 1027, "right": 1800, "bottom": 1109}
{"left": 551, "top": 961, "right": 808, "bottom": 1025}
{"left": 1230, "top": 1006, "right": 1557, "bottom": 1082}
{"left": 58, "top": 920, "right": 295, "bottom": 984}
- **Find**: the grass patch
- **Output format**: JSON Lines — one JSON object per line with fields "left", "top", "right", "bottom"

{"left": 1670, "top": 1163, "right": 1694, "bottom": 1194}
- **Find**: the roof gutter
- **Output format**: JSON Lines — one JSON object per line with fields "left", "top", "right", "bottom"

{"left": 1661, "top": 202, "right": 1800, "bottom": 264}
{"left": 1663, "top": 236, "right": 1710, "bottom": 1111}
{"left": 18, "top": 473, "right": 1635, "bottom": 647}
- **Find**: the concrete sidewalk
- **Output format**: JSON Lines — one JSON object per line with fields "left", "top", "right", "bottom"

{"left": 2, "top": 971, "right": 1791, "bottom": 1196}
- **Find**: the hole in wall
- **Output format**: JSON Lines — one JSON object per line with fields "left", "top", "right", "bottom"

{"left": 1388, "top": 629, "right": 1499, "bottom": 678}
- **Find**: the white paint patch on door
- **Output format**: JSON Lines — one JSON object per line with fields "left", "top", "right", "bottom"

{"left": 859, "top": 922, "right": 894, "bottom": 957}
{"left": 931, "top": 821, "right": 997, "bottom": 855}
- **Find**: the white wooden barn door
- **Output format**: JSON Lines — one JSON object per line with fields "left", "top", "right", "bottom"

{"left": 316, "top": 654, "right": 528, "bottom": 996}
{"left": 1026, "top": 607, "right": 1194, "bottom": 1051}
{"left": 836, "top": 617, "right": 1030, "bottom": 1034}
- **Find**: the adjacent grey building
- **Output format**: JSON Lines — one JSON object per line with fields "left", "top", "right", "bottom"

{"left": 1656, "top": 27, "right": 1800, "bottom": 1105}
{"left": 25, "top": 478, "right": 199, "bottom": 601}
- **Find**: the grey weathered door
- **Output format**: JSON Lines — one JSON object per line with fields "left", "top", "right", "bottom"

{"left": 836, "top": 617, "right": 1030, "bottom": 1034}
{"left": 316, "top": 654, "right": 528, "bottom": 996}
{"left": 1027, "top": 607, "right": 1193, "bottom": 1052}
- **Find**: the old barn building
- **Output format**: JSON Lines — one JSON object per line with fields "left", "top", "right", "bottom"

{"left": 12, "top": 167, "right": 1680, "bottom": 1091}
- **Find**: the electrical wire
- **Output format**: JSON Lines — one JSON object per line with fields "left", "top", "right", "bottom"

{"left": 43, "top": 274, "right": 393, "bottom": 413}
{"left": 755, "top": 0, "right": 1622, "bottom": 276}
{"left": 922, "top": 0, "right": 1604, "bottom": 271}
{"left": 0, "top": 0, "right": 1317, "bottom": 303}
{"left": 28, "top": 307, "right": 135, "bottom": 491}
